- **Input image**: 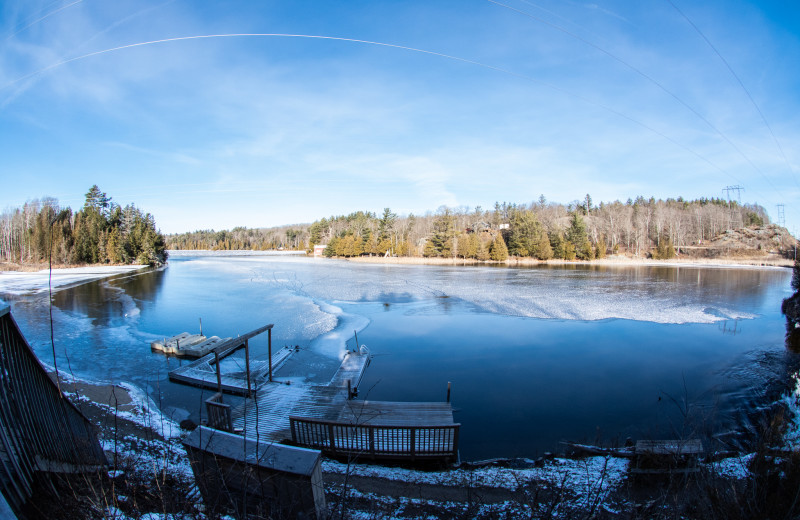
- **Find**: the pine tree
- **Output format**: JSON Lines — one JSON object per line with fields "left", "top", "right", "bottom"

{"left": 489, "top": 233, "right": 508, "bottom": 261}
{"left": 477, "top": 238, "right": 490, "bottom": 261}
{"left": 595, "top": 235, "right": 607, "bottom": 259}
{"left": 566, "top": 213, "right": 593, "bottom": 260}
{"left": 536, "top": 233, "right": 553, "bottom": 260}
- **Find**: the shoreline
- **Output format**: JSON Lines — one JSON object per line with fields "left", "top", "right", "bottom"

{"left": 342, "top": 253, "right": 794, "bottom": 269}
{"left": 0, "top": 264, "right": 148, "bottom": 295}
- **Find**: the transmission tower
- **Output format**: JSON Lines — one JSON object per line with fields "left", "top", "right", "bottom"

{"left": 776, "top": 204, "right": 785, "bottom": 227}
{"left": 722, "top": 185, "right": 744, "bottom": 231}
{"left": 722, "top": 185, "right": 744, "bottom": 204}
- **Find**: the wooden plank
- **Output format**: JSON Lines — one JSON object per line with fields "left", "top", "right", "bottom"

{"left": 169, "top": 346, "right": 293, "bottom": 396}
{"left": 338, "top": 401, "right": 454, "bottom": 426}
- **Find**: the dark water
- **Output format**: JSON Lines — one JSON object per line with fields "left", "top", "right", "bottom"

{"left": 1, "top": 253, "right": 796, "bottom": 460}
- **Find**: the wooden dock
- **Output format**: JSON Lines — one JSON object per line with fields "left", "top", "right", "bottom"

{"left": 170, "top": 345, "right": 293, "bottom": 395}
{"left": 228, "top": 350, "right": 460, "bottom": 463}
{"left": 231, "top": 351, "right": 371, "bottom": 440}
{"left": 168, "top": 324, "right": 280, "bottom": 396}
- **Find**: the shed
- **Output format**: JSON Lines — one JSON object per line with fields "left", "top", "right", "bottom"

{"left": 183, "top": 426, "right": 326, "bottom": 519}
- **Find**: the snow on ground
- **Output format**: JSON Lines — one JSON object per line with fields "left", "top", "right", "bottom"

{"left": 0, "top": 265, "right": 147, "bottom": 294}
{"left": 783, "top": 370, "right": 800, "bottom": 448}
{"left": 709, "top": 453, "right": 755, "bottom": 480}
{"left": 324, "top": 456, "right": 629, "bottom": 497}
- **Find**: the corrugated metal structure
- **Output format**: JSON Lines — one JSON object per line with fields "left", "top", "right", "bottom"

{"left": 0, "top": 304, "right": 107, "bottom": 517}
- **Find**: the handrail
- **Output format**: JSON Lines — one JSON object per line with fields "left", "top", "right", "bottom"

{"left": 289, "top": 416, "right": 460, "bottom": 461}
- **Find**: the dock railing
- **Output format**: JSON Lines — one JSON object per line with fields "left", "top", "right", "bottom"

{"left": 205, "top": 392, "right": 233, "bottom": 432}
{"left": 289, "top": 416, "right": 460, "bottom": 462}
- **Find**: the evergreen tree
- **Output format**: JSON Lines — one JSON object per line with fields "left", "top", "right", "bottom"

{"left": 563, "top": 241, "right": 576, "bottom": 260}
{"left": 549, "top": 232, "right": 564, "bottom": 259}
{"left": 489, "top": 233, "right": 508, "bottom": 261}
{"left": 595, "top": 235, "right": 607, "bottom": 259}
{"left": 652, "top": 237, "right": 676, "bottom": 259}
{"left": 477, "top": 238, "right": 490, "bottom": 261}
{"left": 378, "top": 208, "right": 397, "bottom": 242}
{"left": 566, "top": 213, "right": 593, "bottom": 260}
{"left": 536, "top": 232, "right": 553, "bottom": 260}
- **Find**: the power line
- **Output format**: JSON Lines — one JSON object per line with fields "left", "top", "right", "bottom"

{"left": 486, "top": 0, "right": 784, "bottom": 199}
{"left": 665, "top": 0, "right": 800, "bottom": 191}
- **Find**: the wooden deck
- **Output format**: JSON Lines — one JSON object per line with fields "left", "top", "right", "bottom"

{"left": 167, "top": 324, "right": 279, "bottom": 396}
{"left": 337, "top": 400, "right": 455, "bottom": 426}
{"left": 229, "top": 350, "right": 459, "bottom": 463}
{"left": 169, "top": 345, "right": 292, "bottom": 396}
{"left": 291, "top": 400, "right": 459, "bottom": 462}
{"left": 231, "top": 351, "right": 371, "bottom": 441}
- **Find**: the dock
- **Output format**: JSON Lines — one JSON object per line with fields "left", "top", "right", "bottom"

{"left": 231, "top": 350, "right": 371, "bottom": 440}
{"left": 170, "top": 323, "right": 460, "bottom": 464}
{"left": 227, "top": 348, "right": 460, "bottom": 463}
{"left": 168, "top": 324, "right": 278, "bottom": 396}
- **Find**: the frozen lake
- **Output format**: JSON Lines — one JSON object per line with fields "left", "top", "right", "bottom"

{"left": 1, "top": 253, "right": 796, "bottom": 460}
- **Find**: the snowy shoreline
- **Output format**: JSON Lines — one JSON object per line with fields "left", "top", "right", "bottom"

{"left": 0, "top": 265, "right": 148, "bottom": 295}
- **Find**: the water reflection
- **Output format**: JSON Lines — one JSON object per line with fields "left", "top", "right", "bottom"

{"left": 2, "top": 257, "right": 795, "bottom": 460}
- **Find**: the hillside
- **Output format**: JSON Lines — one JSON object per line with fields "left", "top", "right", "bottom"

{"left": 680, "top": 224, "right": 797, "bottom": 261}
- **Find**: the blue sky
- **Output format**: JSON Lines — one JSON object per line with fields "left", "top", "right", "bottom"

{"left": 1, "top": 0, "right": 798, "bottom": 234}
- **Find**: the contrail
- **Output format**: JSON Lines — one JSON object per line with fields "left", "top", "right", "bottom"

{"left": 4, "top": 0, "right": 83, "bottom": 41}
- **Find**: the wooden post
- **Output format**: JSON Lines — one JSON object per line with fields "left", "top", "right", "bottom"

{"left": 353, "top": 330, "right": 359, "bottom": 351}
{"left": 214, "top": 349, "right": 222, "bottom": 394}
{"left": 245, "top": 339, "right": 252, "bottom": 397}
{"left": 199, "top": 317, "right": 202, "bottom": 336}
{"left": 268, "top": 327, "right": 273, "bottom": 382}
{"left": 446, "top": 381, "right": 451, "bottom": 403}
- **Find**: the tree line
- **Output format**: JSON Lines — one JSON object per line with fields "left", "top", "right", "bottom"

{"left": 166, "top": 194, "right": 771, "bottom": 261}
{"left": 0, "top": 186, "right": 168, "bottom": 267}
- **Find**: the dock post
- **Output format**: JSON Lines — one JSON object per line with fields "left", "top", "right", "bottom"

{"left": 199, "top": 317, "right": 202, "bottom": 336}
{"left": 268, "top": 327, "right": 273, "bottom": 383}
{"left": 245, "top": 339, "right": 252, "bottom": 397}
{"left": 354, "top": 330, "right": 359, "bottom": 352}
{"left": 446, "top": 381, "right": 451, "bottom": 403}
{"left": 214, "top": 349, "right": 222, "bottom": 394}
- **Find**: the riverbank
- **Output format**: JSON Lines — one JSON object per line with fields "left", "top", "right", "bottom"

{"left": 344, "top": 253, "right": 795, "bottom": 269}
{"left": 42, "top": 372, "right": 795, "bottom": 519}
{"left": 0, "top": 264, "right": 147, "bottom": 295}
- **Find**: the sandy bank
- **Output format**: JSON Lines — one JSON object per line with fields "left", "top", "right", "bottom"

{"left": 0, "top": 264, "right": 148, "bottom": 295}
{"left": 344, "top": 254, "right": 793, "bottom": 269}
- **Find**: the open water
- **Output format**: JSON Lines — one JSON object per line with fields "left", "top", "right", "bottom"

{"left": 1, "top": 252, "right": 796, "bottom": 460}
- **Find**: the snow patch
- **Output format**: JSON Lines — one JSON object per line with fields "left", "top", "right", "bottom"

{"left": 0, "top": 265, "right": 146, "bottom": 295}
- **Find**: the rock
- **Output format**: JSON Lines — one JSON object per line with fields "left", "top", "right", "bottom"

{"left": 179, "top": 418, "right": 198, "bottom": 431}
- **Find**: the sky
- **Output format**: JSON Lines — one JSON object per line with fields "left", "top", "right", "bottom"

{"left": 1, "top": 0, "right": 798, "bottom": 235}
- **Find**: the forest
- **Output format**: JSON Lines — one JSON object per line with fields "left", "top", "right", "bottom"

{"left": 0, "top": 186, "right": 168, "bottom": 267}
{"left": 167, "top": 195, "right": 771, "bottom": 261}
